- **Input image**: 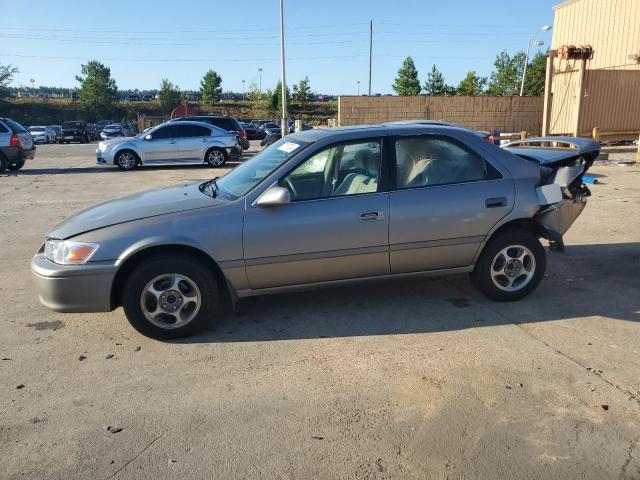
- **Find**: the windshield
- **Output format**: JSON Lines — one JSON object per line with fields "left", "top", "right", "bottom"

{"left": 29, "top": 127, "right": 46, "bottom": 132}
{"left": 212, "top": 138, "right": 309, "bottom": 199}
{"left": 62, "top": 122, "right": 82, "bottom": 128}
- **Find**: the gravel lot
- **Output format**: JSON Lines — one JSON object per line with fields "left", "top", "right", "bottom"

{"left": 1, "top": 142, "right": 640, "bottom": 479}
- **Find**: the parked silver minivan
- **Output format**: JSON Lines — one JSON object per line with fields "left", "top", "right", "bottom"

{"left": 32, "top": 124, "right": 598, "bottom": 339}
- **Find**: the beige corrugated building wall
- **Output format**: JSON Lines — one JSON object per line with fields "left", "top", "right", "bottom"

{"left": 547, "top": 0, "right": 640, "bottom": 137}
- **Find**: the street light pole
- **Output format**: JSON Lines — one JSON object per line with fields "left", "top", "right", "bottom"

{"left": 520, "top": 25, "right": 552, "bottom": 96}
{"left": 357, "top": 80, "right": 361, "bottom": 96}
{"left": 258, "top": 68, "right": 263, "bottom": 95}
{"left": 368, "top": 20, "right": 372, "bottom": 96}
{"left": 279, "top": 0, "right": 288, "bottom": 136}
{"left": 242, "top": 80, "right": 246, "bottom": 102}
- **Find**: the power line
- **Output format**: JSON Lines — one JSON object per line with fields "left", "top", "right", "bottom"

{"left": 0, "top": 53, "right": 369, "bottom": 63}
{"left": 2, "top": 22, "right": 369, "bottom": 35}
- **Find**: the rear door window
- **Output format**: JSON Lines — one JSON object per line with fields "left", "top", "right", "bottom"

{"left": 178, "top": 124, "right": 211, "bottom": 138}
{"left": 394, "top": 135, "right": 501, "bottom": 189}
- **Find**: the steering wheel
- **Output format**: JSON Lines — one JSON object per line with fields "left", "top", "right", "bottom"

{"left": 283, "top": 178, "right": 298, "bottom": 199}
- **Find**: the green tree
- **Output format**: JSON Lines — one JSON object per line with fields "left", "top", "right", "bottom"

{"left": 75, "top": 60, "right": 118, "bottom": 113}
{"left": 423, "top": 64, "right": 453, "bottom": 95}
{"left": 200, "top": 69, "right": 222, "bottom": 105}
{"left": 392, "top": 56, "right": 421, "bottom": 96}
{"left": 456, "top": 71, "right": 487, "bottom": 96}
{"left": 523, "top": 52, "right": 547, "bottom": 96}
{"left": 487, "top": 51, "right": 526, "bottom": 96}
{"left": 271, "top": 81, "right": 291, "bottom": 111}
{"left": 292, "top": 77, "right": 312, "bottom": 107}
{"left": 158, "top": 79, "right": 182, "bottom": 113}
{"left": 0, "top": 63, "right": 19, "bottom": 98}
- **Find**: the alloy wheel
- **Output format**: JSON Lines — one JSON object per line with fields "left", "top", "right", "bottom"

{"left": 490, "top": 245, "right": 536, "bottom": 292}
{"left": 140, "top": 273, "right": 201, "bottom": 329}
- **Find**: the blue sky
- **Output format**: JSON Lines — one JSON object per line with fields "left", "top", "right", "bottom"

{"left": 2, "top": 0, "right": 557, "bottom": 95}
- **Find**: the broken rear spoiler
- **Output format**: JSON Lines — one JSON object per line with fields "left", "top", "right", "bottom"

{"left": 502, "top": 136, "right": 600, "bottom": 165}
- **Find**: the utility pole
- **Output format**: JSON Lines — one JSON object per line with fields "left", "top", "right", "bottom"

{"left": 368, "top": 20, "right": 372, "bottom": 96}
{"left": 357, "top": 80, "right": 361, "bottom": 96}
{"left": 242, "top": 80, "right": 246, "bottom": 102}
{"left": 258, "top": 67, "right": 263, "bottom": 95}
{"left": 279, "top": 0, "right": 288, "bottom": 136}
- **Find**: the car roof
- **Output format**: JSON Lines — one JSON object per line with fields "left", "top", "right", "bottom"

{"left": 287, "top": 123, "right": 474, "bottom": 143}
{"left": 161, "top": 120, "right": 231, "bottom": 132}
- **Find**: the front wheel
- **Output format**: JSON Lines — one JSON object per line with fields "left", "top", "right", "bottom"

{"left": 471, "top": 229, "right": 546, "bottom": 301}
{"left": 122, "top": 254, "right": 219, "bottom": 339}
{"left": 115, "top": 150, "right": 138, "bottom": 170}
{"left": 205, "top": 147, "right": 227, "bottom": 168}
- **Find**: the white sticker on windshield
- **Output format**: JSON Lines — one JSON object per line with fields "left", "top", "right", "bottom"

{"left": 277, "top": 142, "right": 301, "bottom": 153}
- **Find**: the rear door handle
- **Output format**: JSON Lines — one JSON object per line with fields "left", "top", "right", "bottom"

{"left": 170, "top": 140, "right": 177, "bottom": 144}
{"left": 485, "top": 197, "right": 507, "bottom": 208}
{"left": 360, "top": 211, "right": 384, "bottom": 222}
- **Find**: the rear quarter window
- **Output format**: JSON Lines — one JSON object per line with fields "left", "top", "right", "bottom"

{"left": 3, "top": 119, "right": 27, "bottom": 133}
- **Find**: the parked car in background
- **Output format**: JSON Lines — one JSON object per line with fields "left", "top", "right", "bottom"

{"left": 32, "top": 125, "right": 599, "bottom": 339}
{"left": 86, "top": 124, "right": 99, "bottom": 141}
{"left": 240, "top": 122, "right": 266, "bottom": 140}
{"left": 61, "top": 121, "right": 89, "bottom": 143}
{"left": 142, "top": 94, "right": 154, "bottom": 102}
{"left": 262, "top": 122, "right": 281, "bottom": 136}
{"left": 126, "top": 95, "right": 141, "bottom": 102}
{"left": 100, "top": 124, "right": 128, "bottom": 140}
{"left": 28, "top": 126, "right": 55, "bottom": 144}
{"left": 170, "top": 115, "right": 247, "bottom": 157}
{"left": 95, "top": 120, "right": 238, "bottom": 170}
{"left": 95, "top": 120, "right": 114, "bottom": 133}
{"left": 48, "top": 125, "right": 63, "bottom": 143}
{"left": 0, "top": 117, "right": 35, "bottom": 172}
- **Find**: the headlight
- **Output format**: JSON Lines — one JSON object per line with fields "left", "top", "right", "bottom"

{"left": 44, "top": 240, "right": 99, "bottom": 265}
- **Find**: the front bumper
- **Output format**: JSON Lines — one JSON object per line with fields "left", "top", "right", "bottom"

{"left": 96, "top": 149, "right": 115, "bottom": 165}
{"left": 31, "top": 253, "right": 117, "bottom": 313}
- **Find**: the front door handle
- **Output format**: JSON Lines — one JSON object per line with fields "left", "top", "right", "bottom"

{"left": 485, "top": 197, "right": 507, "bottom": 208}
{"left": 170, "top": 140, "right": 177, "bottom": 144}
{"left": 360, "top": 211, "right": 384, "bottom": 222}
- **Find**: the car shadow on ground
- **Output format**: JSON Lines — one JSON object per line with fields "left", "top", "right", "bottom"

{"left": 14, "top": 161, "right": 246, "bottom": 176}
{"left": 173, "top": 242, "right": 640, "bottom": 344}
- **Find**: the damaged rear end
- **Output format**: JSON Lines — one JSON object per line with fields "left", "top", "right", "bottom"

{"left": 503, "top": 137, "right": 600, "bottom": 252}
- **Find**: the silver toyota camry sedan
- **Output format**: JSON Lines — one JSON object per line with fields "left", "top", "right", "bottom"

{"left": 32, "top": 124, "right": 599, "bottom": 339}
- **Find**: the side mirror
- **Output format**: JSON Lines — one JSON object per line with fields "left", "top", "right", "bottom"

{"left": 256, "top": 186, "right": 291, "bottom": 207}
{"left": 144, "top": 134, "right": 152, "bottom": 141}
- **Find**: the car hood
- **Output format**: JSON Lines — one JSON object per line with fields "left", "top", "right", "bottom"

{"left": 99, "top": 137, "right": 136, "bottom": 148}
{"left": 47, "top": 183, "right": 226, "bottom": 239}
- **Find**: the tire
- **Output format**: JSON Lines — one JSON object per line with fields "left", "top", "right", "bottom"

{"left": 122, "top": 254, "right": 219, "bottom": 339}
{"left": 205, "top": 147, "right": 227, "bottom": 167}
{"left": 0, "top": 154, "right": 7, "bottom": 173}
{"left": 470, "top": 229, "right": 546, "bottom": 302}
{"left": 7, "top": 159, "right": 25, "bottom": 171}
{"left": 115, "top": 150, "right": 138, "bottom": 170}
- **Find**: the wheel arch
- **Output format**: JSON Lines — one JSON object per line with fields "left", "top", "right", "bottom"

{"left": 473, "top": 217, "right": 542, "bottom": 264}
{"left": 110, "top": 244, "right": 233, "bottom": 310}
{"left": 114, "top": 147, "right": 141, "bottom": 164}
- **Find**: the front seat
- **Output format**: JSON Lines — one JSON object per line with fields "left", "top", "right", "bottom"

{"left": 333, "top": 150, "right": 379, "bottom": 195}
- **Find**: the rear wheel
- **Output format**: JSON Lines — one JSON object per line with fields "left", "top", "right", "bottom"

{"left": 122, "top": 254, "right": 219, "bottom": 339}
{"left": 115, "top": 150, "right": 138, "bottom": 170}
{"left": 471, "top": 229, "right": 546, "bottom": 301}
{"left": 205, "top": 147, "right": 227, "bottom": 167}
{"left": 7, "top": 159, "right": 25, "bottom": 171}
